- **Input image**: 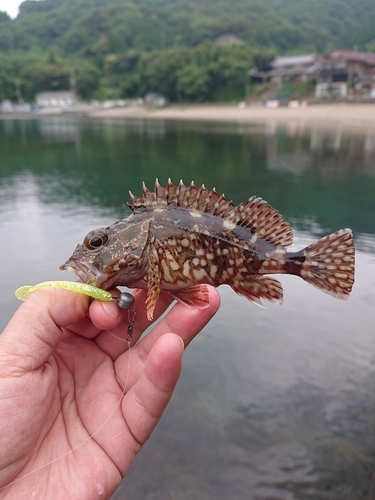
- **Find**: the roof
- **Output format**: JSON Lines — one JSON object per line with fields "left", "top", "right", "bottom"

{"left": 269, "top": 63, "right": 320, "bottom": 76}
{"left": 328, "top": 50, "right": 375, "bottom": 66}
{"left": 271, "top": 54, "right": 317, "bottom": 68}
{"left": 249, "top": 61, "right": 320, "bottom": 79}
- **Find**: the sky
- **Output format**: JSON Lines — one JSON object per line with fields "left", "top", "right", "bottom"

{"left": 1, "top": 0, "right": 24, "bottom": 18}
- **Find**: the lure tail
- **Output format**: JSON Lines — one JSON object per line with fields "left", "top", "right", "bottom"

{"left": 300, "top": 228, "right": 355, "bottom": 299}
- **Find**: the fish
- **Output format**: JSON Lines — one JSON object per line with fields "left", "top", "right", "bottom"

{"left": 61, "top": 179, "right": 355, "bottom": 320}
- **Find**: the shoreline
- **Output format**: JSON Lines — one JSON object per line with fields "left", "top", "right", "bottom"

{"left": 88, "top": 103, "right": 375, "bottom": 133}
{"left": 2, "top": 103, "right": 375, "bottom": 133}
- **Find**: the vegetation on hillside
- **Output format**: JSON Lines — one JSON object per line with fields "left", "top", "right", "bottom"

{"left": 0, "top": 0, "right": 374, "bottom": 103}
{"left": 261, "top": 0, "right": 375, "bottom": 53}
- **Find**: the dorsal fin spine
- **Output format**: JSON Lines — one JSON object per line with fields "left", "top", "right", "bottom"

{"left": 154, "top": 178, "right": 161, "bottom": 198}
{"left": 142, "top": 181, "right": 148, "bottom": 199}
{"left": 195, "top": 185, "right": 206, "bottom": 210}
{"left": 176, "top": 180, "right": 183, "bottom": 206}
{"left": 166, "top": 178, "right": 174, "bottom": 204}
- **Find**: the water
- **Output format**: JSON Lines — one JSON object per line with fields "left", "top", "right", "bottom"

{"left": 1, "top": 116, "right": 375, "bottom": 499}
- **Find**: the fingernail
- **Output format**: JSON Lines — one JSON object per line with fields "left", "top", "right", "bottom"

{"left": 101, "top": 301, "right": 119, "bottom": 319}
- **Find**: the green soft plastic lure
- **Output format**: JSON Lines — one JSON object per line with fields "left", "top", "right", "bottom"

{"left": 15, "top": 281, "right": 113, "bottom": 302}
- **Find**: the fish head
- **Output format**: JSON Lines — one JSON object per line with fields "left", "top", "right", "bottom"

{"left": 60, "top": 217, "right": 151, "bottom": 290}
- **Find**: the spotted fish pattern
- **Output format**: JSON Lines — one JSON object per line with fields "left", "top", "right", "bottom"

{"left": 61, "top": 180, "right": 355, "bottom": 320}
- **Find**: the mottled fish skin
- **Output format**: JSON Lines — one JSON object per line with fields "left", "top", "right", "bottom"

{"left": 61, "top": 180, "right": 355, "bottom": 320}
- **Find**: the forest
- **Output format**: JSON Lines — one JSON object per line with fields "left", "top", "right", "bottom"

{"left": 1, "top": 0, "right": 375, "bottom": 103}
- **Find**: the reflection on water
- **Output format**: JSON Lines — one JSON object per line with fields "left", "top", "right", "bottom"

{"left": 1, "top": 117, "right": 375, "bottom": 499}
{"left": 266, "top": 127, "right": 375, "bottom": 178}
{"left": 263, "top": 118, "right": 375, "bottom": 174}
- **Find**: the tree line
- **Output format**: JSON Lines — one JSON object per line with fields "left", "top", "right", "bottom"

{"left": 0, "top": 43, "right": 266, "bottom": 102}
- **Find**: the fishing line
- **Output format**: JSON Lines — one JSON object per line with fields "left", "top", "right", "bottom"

{"left": 106, "top": 330, "right": 132, "bottom": 343}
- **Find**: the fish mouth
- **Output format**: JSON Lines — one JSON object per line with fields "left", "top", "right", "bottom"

{"left": 60, "top": 259, "right": 108, "bottom": 288}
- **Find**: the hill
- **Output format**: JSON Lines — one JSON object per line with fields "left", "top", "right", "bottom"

{"left": 258, "top": 0, "right": 375, "bottom": 52}
{"left": 1, "top": 0, "right": 307, "bottom": 54}
{"left": 0, "top": 0, "right": 375, "bottom": 103}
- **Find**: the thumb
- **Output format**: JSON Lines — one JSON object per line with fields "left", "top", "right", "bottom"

{"left": 0, "top": 289, "right": 89, "bottom": 373}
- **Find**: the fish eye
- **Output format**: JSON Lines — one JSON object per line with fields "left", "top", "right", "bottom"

{"left": 84, "top": 230, "right": 109, "bottom": 250}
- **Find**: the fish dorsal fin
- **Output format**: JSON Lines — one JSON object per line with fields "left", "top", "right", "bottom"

{"left": 128, "top": 180, "right": 293, "bottom": 248}
{"left": 128, "top": 179, "right": 228, "bottom": 212}
{"left": 233, "top": 197, "right": 293, "bottom": 248}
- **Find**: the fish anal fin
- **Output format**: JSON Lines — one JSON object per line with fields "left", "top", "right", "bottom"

{"left": 231, "top": 276, "right": 283, "bottom": 307}
{"left": 170, "top": 285, "right": 210, "bottom": 309}
{"left": 300, "top": 228, "right": 355, "bottom": 300}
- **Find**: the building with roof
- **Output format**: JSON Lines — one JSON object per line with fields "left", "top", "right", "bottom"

{"left": 250, "top": 54, "right": 320, "bottom": 87}
{"left": 316, "top": 50, "right": 375, "bottom": 97}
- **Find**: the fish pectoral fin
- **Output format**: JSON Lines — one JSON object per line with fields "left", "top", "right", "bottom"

{"left": 231, "top": 276, "right": 283, "bottom": 307}
{"left": 170, "top": 285, "right": 210, "bottom": 309}
{"left": 146, "top": 257, "right": 161, "bottom": 321}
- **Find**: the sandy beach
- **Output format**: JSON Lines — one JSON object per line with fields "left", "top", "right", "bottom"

{"left": 89, "top": 103, "right": 375, "bottom": 132}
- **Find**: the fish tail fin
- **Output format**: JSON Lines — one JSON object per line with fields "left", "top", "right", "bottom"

{"left": 300, "top": 228, "right": 355, "bottom": 299}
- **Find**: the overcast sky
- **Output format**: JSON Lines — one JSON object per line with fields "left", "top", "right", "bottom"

{"left": 1, "top": 0, "right": 24, "bottom": 18}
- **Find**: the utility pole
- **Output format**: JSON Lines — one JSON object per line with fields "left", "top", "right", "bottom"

{"left": 9, "top": 24, "right": 14, "bottom": 54}
{"left": 160, "top": 31, "right": 166, "bottom": 50}
{"left": 14, "top": 79, "right": 24, "bottom": 104}
{"left": 69, "top": 68, "right": 77, "bottom": 96}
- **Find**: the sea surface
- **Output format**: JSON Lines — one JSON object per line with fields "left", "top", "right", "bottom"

{"left": 1, "top": 115, "right": 375, "bottom": 500}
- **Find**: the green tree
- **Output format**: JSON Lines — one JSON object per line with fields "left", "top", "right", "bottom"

{"left": 0, "top": 11, "right": 11, "bottom": 23}
{"left": 140, "top": 47, "right": 191, "bottom": 100}
{"left": 120, "top": 72, "right": 144, "bottom": 98}
{"left": 74, "top": 61, "right": 100, "bottom": 99}
{"left": 203, "top": 43, "right": 254, "bottom": 101}
{"left": 176, "top": 64, "right": 210, "bottom": 101}
{"left": 0, "top": 52, "right": 43, "bottom": 100}
{"left": 0, "top": 72, "right": 17, "bottom": 100}
{"left": 19, "top": 63, "right": 70, "bottom": 101}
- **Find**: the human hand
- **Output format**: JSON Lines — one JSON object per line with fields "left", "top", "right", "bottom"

{"left": 0, "top": 286, "right": 220, "bottom": 499}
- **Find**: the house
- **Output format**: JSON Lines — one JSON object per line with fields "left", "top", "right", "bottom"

{"left": 315, "top": 50, "right": 375, "bottom": 97}
{"left": 35, "top": 90, "right": 77, "bottom": 107}
{"left": 250, "top": 54, "right": 320, "bottom": 87}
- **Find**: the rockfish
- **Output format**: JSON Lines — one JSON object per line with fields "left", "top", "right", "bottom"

{"left": 61, "top": 180, "right": 355, "bottom": 320}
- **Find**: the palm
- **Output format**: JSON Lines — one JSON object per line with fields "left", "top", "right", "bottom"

{"left": 0, "top": 287, "right": 220, "bottom": 499}
{"left": 20, "top": 336, "right": 124, "bottom": 497}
